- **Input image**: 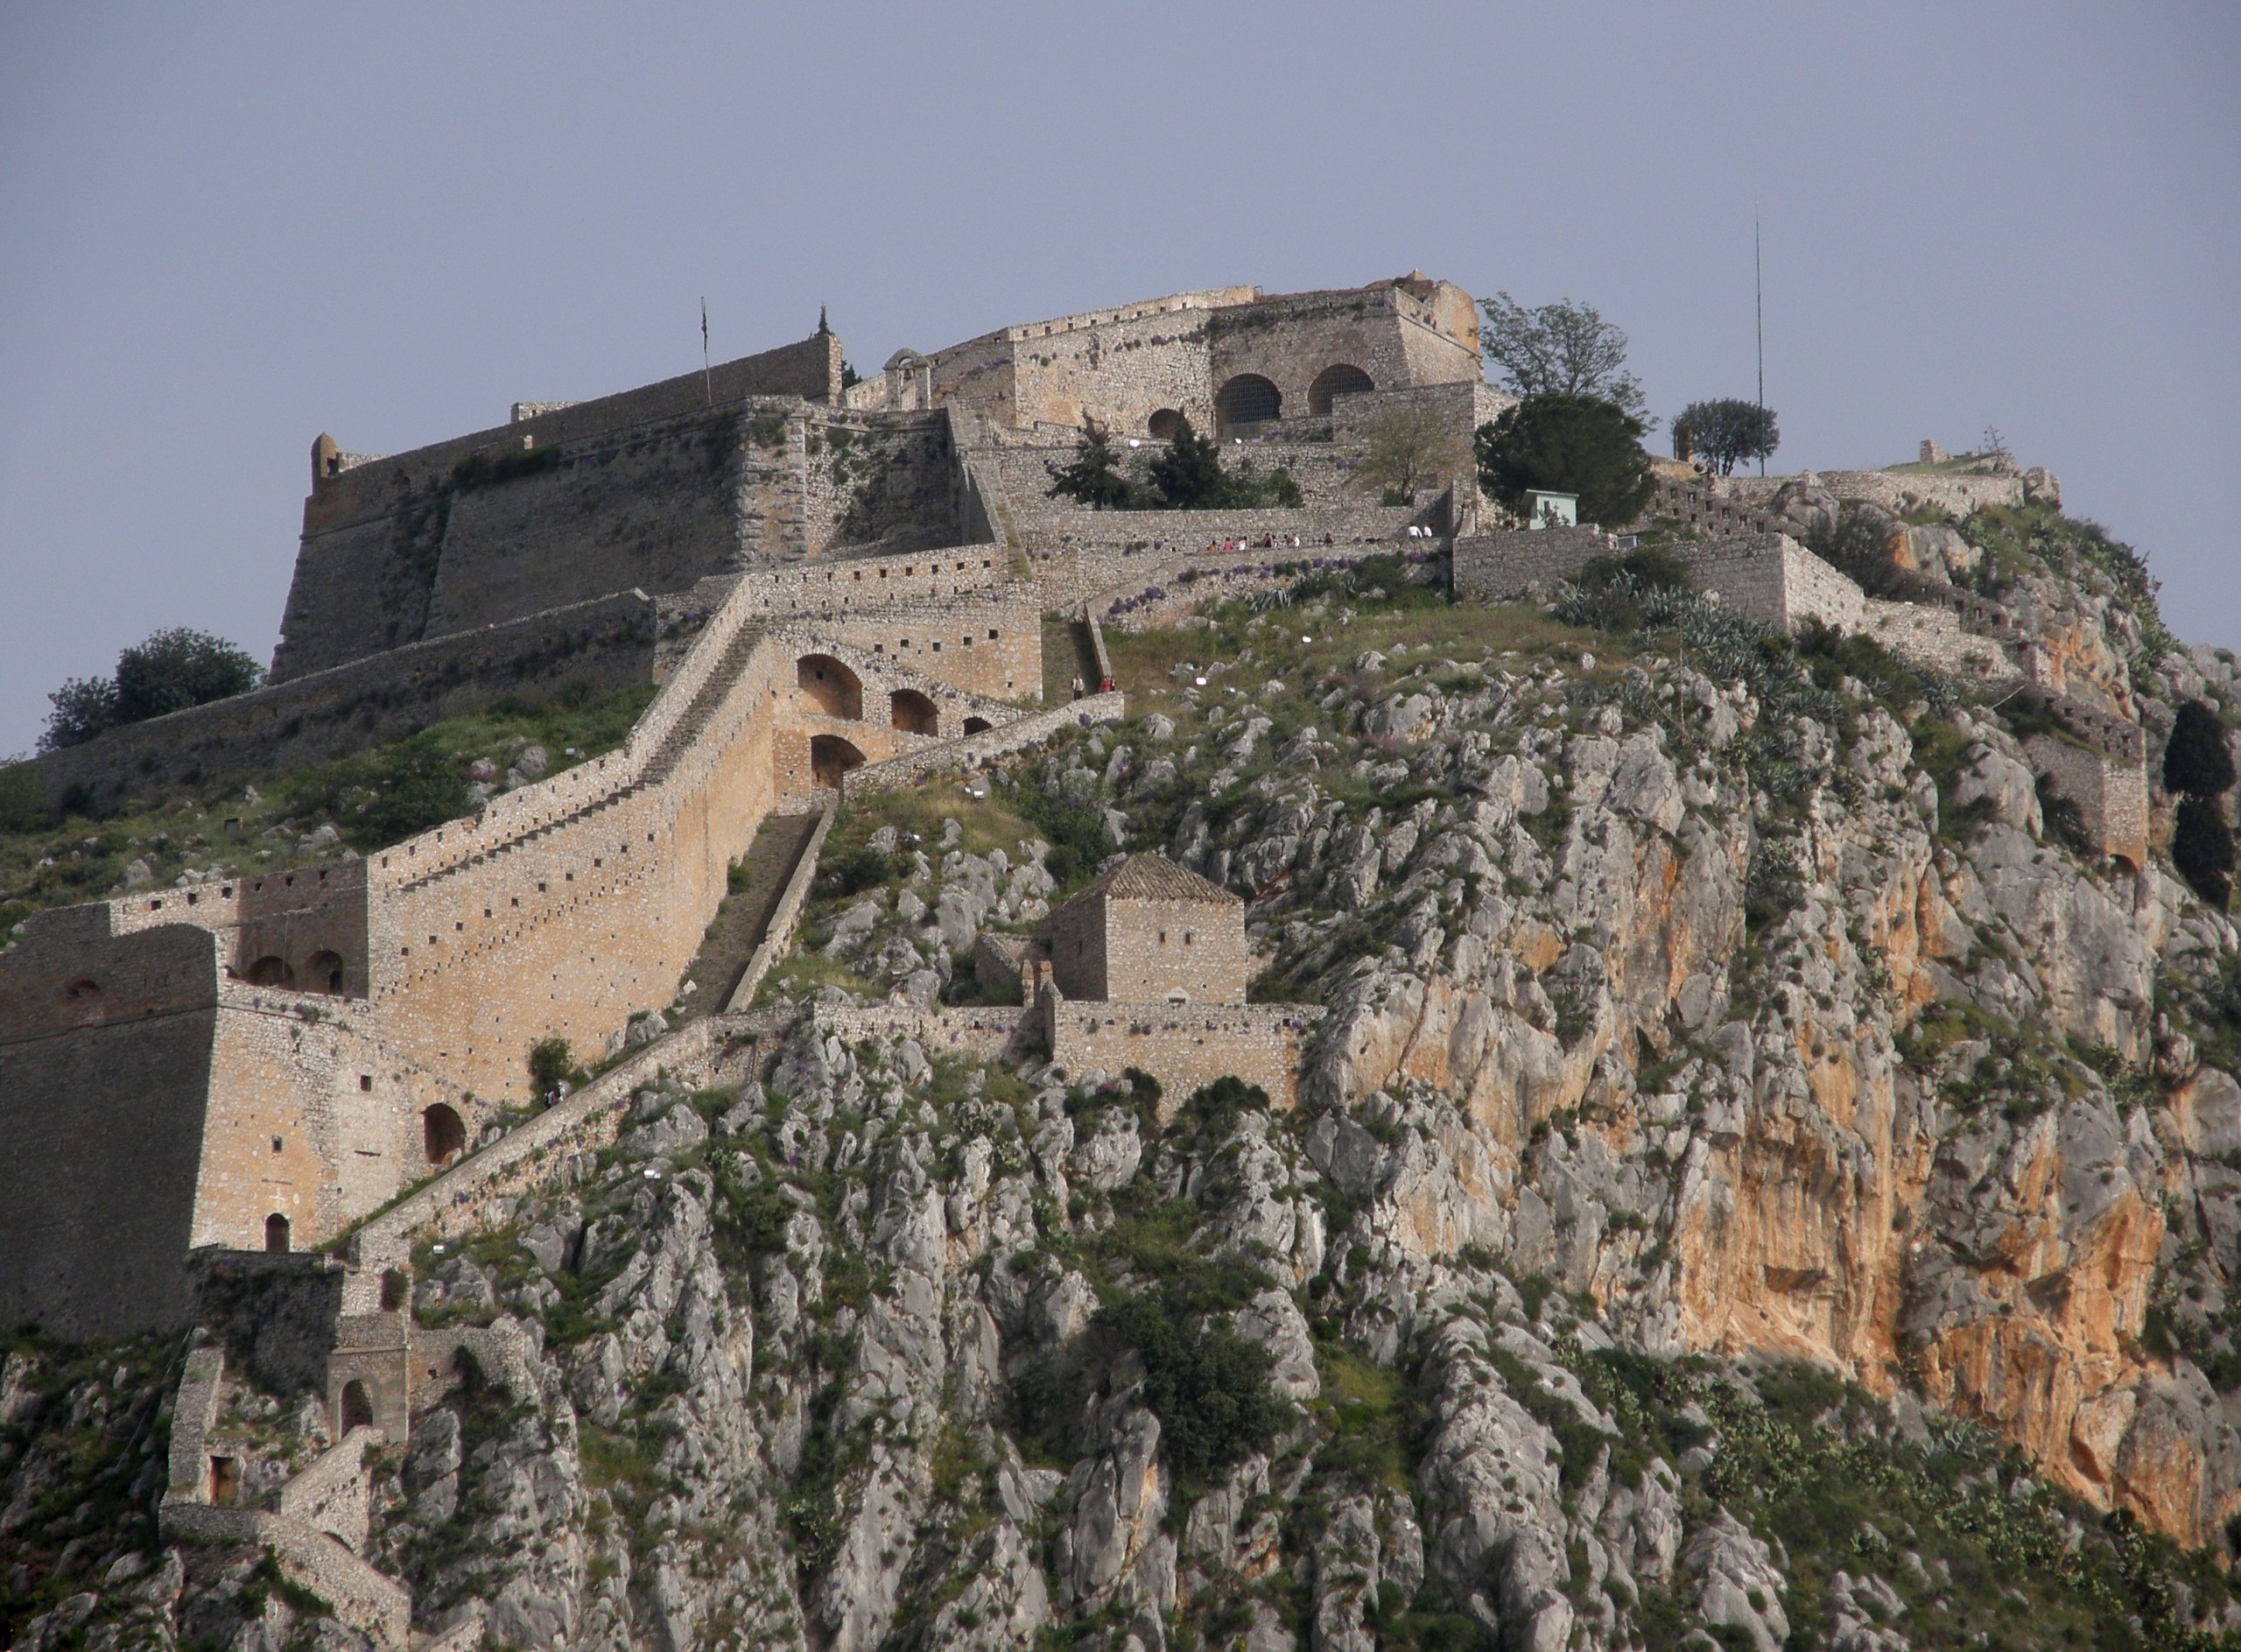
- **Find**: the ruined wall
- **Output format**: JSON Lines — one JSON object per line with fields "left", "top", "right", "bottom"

{"left": 1043, "top": 996, "right": 1320, "bottom": 1113}
{"left": 1453, "top": 528, "right": 1620, "bottom": 602}
{"left": 1861, "top": 597, "right": 2020, "bottom": 684}
{"left": 27, "top": 591, "right": 657, "bottom": 817}
{"left": 1726, "top": 468, "right": 2028, "bottom": 518}
{"left": 2026, "top": 735, "right": 2151, "bottom": 868}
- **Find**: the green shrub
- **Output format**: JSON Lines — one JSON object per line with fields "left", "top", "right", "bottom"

{"left": 2174, "top": 796, "right": 2234, "bottom": 909}
{"left": 1098, "top": 1293, "right": 1283, "bottom": 1482}
{"left": 2165, "top": 699, "right": 2236, "bottom": 798}
{"left": 352, "top": 739, "right": 473, "bottom": 848}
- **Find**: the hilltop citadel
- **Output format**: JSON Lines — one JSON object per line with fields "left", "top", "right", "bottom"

{"left": 4, "top": 271, "right": 2225, "bottom": 1651}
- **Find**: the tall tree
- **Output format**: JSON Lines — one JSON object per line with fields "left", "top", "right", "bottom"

{"left": 1351, "top": 403, "right": 1472, "bottom": 503}
{"left": 1672, "top": 398, "right": 1780, "bottom": 476}
{"left": 39, "top": 627, "right": 264, "bottom": 752}
{"left": 1475, "top": 394, "right": 1655, "bottom": 529}
{"left": 2164, "top": 699, "right": 2236, "bottom": 909}
{"left": 1146, "top": 414, "right": 1230, "bottom": 509}
{"left": 1045, "top": 418, "right": 1136, "bottom": 510}
{"left": 2164, "top": 699, "right": 2236, "bottom": 798}
{"left": 1479, "top": 293, "right": 1647, "bottom": 420}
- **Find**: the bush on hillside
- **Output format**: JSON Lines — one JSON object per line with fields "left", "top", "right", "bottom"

{"left": 2165, "top": 699, "right": 2236, "bottom": 799}
{"left": 2174, "top": 796, "right": 2234, "bottom": 911}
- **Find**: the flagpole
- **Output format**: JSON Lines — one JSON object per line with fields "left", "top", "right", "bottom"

{"left": 1754, "top": 207, "right": 1766, "bottom": 478}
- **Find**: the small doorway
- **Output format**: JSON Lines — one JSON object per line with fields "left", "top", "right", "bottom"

{"left": 264, "top": 1213, "right": 291, "bottom": 1254}
{"left": 340, "top": 1379, "right": 375, "bottom": 1434}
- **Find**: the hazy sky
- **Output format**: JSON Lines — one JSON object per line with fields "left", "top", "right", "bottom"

{"left": 3, "top": 3, "right": 2236, "bottom": 758}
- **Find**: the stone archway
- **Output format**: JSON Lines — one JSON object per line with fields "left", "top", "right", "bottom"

{"left": 1309, "top": 363, "right": 1374, "bottom": 415}
{"left": 963, "top": 716, "right": 993, "bottom": 735}
{"left": 1215, "top": 374, "right": 1282, "bottom": 436}
{"left": 264, "top": 1213, "right": 291, "bottom": 1253}
{"left": 797, "top": 654, "right": 863, "bottom": 720}
{"left": 247, "top": 955, "right": 292, "bottom": 988}
{"left": 424, "top": 1103, "right": 466, "bottom": 1166}
{"left": 306, "top": 950, "right": 345, "bottom": 995}
{"left": 811, "top": 735, "right": 867, "bottom": 789}
{"left": 340, "top": 1380, "right": 375, "bottom": 1433}
{"left": 891, "top": 689, "right": 938, "bottom": 735}
{"left": 1148, "top": 409, "right": 1183, "bottom": 440}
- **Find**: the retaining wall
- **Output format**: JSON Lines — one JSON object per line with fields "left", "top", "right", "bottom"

{"left": 840, "top": 693, "right": 1127, "bottom": 799}
{"left": 1041, "top": 994, "right": 1321, "bottom": 1114}
{"left": 726, "top": 799, "right": 836, "bottom": 1013}
{"left": 24, "top": 590, "right": 657, "bottom": 817}
{"left": 159, "top": 1501, "right": 411, "bottom": 1648}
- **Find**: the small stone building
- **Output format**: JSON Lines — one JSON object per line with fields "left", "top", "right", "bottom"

{"left": 1048, "top": 854, "right": 1250, "bottom": 1004}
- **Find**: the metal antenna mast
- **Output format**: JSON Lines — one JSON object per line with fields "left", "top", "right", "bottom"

{"left": 1755, "top": 207, "right": 1767, "bottom": 477}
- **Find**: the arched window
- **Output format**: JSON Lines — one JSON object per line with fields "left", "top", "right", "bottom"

{"left": 1214, "top": 374, "right": 1282, "bottom": 435}
{"left": 247, "top": 955, "right": 291, "bottom": 988}
{"left": 962, "top": 716, "right": 992, "bottom": 735}
{"left": 1148, "top": 409, "right": 1183, "bottom": 440}
{"left": 306, "top": 951, "right": 345, "bottom": 995}
{"left": 340, "top": 1380, "right": 375, "bottom": 1434}
{"left": 264, "top": 1213, "right": 291, "bottom": 1254}
{"left": 890, "top": 689, "right": 938, "bottom": 735}
{"left": 1308, "top": 363, "right": 1374, "bottom": 415}
{"left": 810, "top": 735, "right": 867, "bottom": 790}
{"left": 796, "top": 654, "right": 863, "bottom": 720}
{"left": 423, "top": 1104, "right": 466, "bottom": 1166}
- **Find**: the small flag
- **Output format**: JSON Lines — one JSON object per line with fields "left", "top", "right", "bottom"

{"left": 701, "top": 299, "right": 708, "bottom": 354}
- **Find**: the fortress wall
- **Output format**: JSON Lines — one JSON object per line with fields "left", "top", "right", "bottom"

{"left": 0, "top": 926, "right": 221, "bottom": 1334}
{"left": 741, "top": 544, "right": 1010, "bottom": 615}
{"left": 1681, "top": 534, "right": 1864, "bottom": 633}
{"left": 1043, "top": 996, "right": 1321, "bottom": 1114}
{"left": 1861, "top": 598, "right": 2020, "bottom": 683}
{"left": 972, "top": 440, "right": 1381, "bottom": 521}
{"left": 1002, "top": 309, "right": 1215, "bottom": 437}
{"left": 192, "top": 985, "right": 484, "bottom": 1255}
{"left": 365, "top": 631, "right": 795, "bottom": 1100}
{"left": 1206, "top": 285, "right": 1479, "bottom": 423}
{"left": 29, "top": 591, "right": 657, "bottom": 815}
{"left": 839, "top": 692, "right": 1127, "bottom": 800}
{"left": 1024, "top": 509, "right": 1426, "bottom": 610}
{"left": 1726, "top": 469, "right": 2025, "bottom": 518}
{"left": 811, "top": 590, "right": 1043, "bottom": 703}
{"left": 2026, "top": 735, "right": 2150, "bottom": 869}
{"left": 1453, "top": 528, "right": 1621, "bottom": 601}
{"left": 803, "top": 410, "right": 964, "bottom": 555}
{"left": 414, "top": 414, "right": 749, "bottom": 646}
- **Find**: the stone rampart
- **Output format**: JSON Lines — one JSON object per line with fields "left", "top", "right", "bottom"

{"left": 1727, "top": 468, "right": 2027, "bottom": 518}
{"left": 1861, "top": 599, "right": 2020, "bottom": 684}
{"left": 159, "top": 1501, "right": 411, "bottom": 1648}
{"left": 726, "top": 799, "right": 836, "bottom": 1013}
{"left": 1042, "top": 994, "right": 1321, "bottom": 1114}
{"left": 345, "top": 1019, "right": 726, "bottom": 1289}
{"left": 1022, "top": 508, "right": 1428, "bottom": 609}
{"left": 1452, "top": 528, "right": 1619, "bottom": 601}
{"left": 1686, "top": 534, "right": 1865, "bottom": 634}
{"left": 795, "top": 1002, "right": 1030, "bottom": 1065}
{"left": 839, "top": 693, "right": 1126, "bottom": 800}
{"left": 275, "top": 1425, "right": 382, "bottom": 1551}
{"left": 165, "top": 1345, "right": 227, "bottom": 1501}
{"left": 25, "top": 590, "right": 657, "bottom": 817}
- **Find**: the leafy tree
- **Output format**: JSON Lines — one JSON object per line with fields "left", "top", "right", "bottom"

{"left": 1097, "top": 1293, "right": 1284, "bottom": 1481}
{"left": 1146, "top": 413, "right": 1231, "bottom": 509}
{"left": 1479, "top": 292, "right": 1647, "bottom": 420}
{"left": 528, "top": 1037, "right": 583, "bottom": 1101}
{"left": 1475, "top": 393, "right": 1654, "bottom": 528}
{"left": 1045, "top": 417, "right": 1137, "bottom": 510}
{"left": 2174, "top": 796, "right": 2235, "bottom": 910}
{"left": 38, "top": 627, "right": 265, "bottom": 752}
{"left": 2164, "top": 699, "right": 2236, "bottom": 798}
{"left": 1352, "top": 403, "right": 1472, "bottom": 503}
{"left": 1672, "top": 398, "right": 1780, "bottom": 475}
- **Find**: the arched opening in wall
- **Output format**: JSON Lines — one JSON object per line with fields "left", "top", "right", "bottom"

{"left": 1308, "top": 363, "right": 1375, "bottom": 415}
{"left": 811, "top": 735, "right": 867, "bottom": 790}
{"left": 264, "top": 1213, "right": 291, "bottom": 1254}
{"left": 247, "top": 955, "right": 292, "bottom": 988}
{"left": 1214, "top": 374, "right": 1282, "bottom": 436}
{"left": 306, "top": 951, "right": 345, "bottom": 995}
{"left": 340, "top": 1380, "right": 374, "bottom": 1434}
{"left": 63, "top": 977, "right": 100, "bottom": 1002}
{"left": 962, "top": 716, "right": 992, "bottom": 735}
{"left": 890, "top": 689, "right": 938, "bottom": 735}
{"left": 1148, "top": 409, "right": 1183, "bottom": 441}
{"left": 797, "top": 655, "right": 863, "bottom": 720}
{"left": 2113, "top": 853, "right": 2141, "bottom": 878}
{"left": 424, "top": 1104, "right": 466, "bottom": 1167}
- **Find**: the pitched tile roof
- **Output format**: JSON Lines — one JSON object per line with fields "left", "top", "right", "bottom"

{"left": 1062, "top": 853, "right": 1242, "bottom": 910}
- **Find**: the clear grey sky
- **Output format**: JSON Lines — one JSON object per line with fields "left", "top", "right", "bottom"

{"left": 4, "top": 3, "right": 2236, "bottom": 758}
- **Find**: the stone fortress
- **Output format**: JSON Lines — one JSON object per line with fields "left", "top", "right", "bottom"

{"left": 0, "top": 268, "right": 2138, "bottom": 1353}
{"left": 0, "top": 271, "right": 2186, "bottom": 1645}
